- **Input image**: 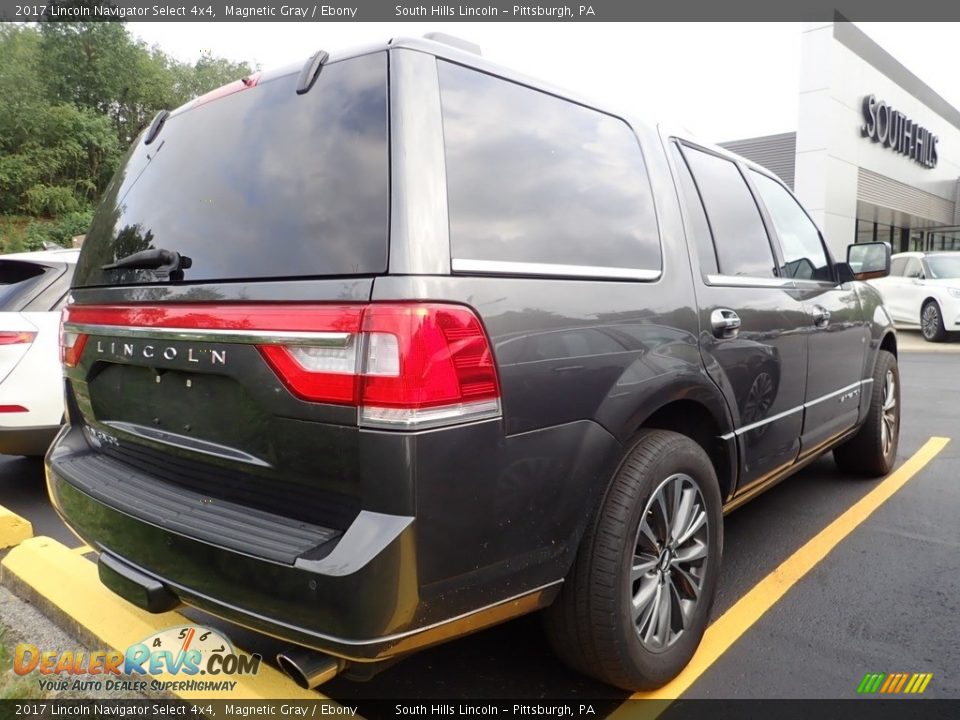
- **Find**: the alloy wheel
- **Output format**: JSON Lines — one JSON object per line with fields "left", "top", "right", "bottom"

{"left": 881, "top": 368, "right": 897, "bottom": 457}
{"left": 630, "top": 473, "right": 709, "bottom": 651}
{"left": 921, "top": 304, "right": 940, "bottom": 340}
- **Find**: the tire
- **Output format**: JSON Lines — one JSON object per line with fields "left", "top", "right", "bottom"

{"left": 543, "top": 430, "right": 723, "bottom": 690}
{"left": 833, "top": 350, "right": 900, "bottom": 477}
{"left": 920, "top": 300, "right": 947, "bottom": 342}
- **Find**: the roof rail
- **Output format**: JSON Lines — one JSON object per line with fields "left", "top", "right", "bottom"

{"left": 423, "top": 32, "right": 482, "bottom": 56}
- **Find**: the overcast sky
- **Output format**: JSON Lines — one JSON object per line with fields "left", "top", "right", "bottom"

{"left": 131, "top": 22, "right": 960, "bottom": 142}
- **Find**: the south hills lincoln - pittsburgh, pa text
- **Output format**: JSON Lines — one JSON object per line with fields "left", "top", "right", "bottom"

{"left": 395, "top": 5, "right": 596, "bottom": 17}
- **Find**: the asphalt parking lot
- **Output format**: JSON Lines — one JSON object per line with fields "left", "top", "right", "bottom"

{"left": 1, "top": 331, "right": 957, "bottom": 709}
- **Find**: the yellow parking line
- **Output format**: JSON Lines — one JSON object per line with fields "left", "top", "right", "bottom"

{"left": 0, "top": 536, "right": 332, "bottom": 702}
{"left": 609, "top": 436, "right": 950, "bottom": 713}
{"left": 0, "top": 504, "right": 33, "bottom": 549}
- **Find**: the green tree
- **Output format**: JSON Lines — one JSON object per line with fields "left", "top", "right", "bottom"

{"left": 0, "top": 25, "right": 121, "bottom": 217}
{"left": 0, "top": 15, "right": 253, "bottom": 246}
{"left": 167, "top": 50, "right": 255, "bottom": 105}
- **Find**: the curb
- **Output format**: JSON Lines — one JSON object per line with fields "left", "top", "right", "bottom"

{"left": 0, "top": 504, "right": 33, "bottom": 549}
{"left": 0, "top": 536, "right": 327, "bottom": 701}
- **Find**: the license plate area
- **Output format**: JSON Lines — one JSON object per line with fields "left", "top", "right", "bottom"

{"left": 88, "top": 363, "right": 273, "bottom": 460}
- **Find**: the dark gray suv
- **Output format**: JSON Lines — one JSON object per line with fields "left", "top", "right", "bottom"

{"left": 48, "top": 36, "right": 899, "bottom": 690}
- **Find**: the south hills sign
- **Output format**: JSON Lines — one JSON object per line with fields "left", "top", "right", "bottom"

{"left": 861, "top": 94, "right": 939, "bottom": 169}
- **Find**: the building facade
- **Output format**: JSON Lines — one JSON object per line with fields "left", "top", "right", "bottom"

{"left": 721, "top": 20, "right": 960, "bottom": 260}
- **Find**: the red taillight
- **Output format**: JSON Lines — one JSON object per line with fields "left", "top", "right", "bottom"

{"left": 0, "top": 405, "right": 28, "bottom": 413}
{"left": 59, "top": 302, "right": 502, "bottom": 430}
{"left": 357, "top": 304, "right": 500, "bottom": 428}
{"left": 0, "top": 331, "right": 36, "bottom": 345}
{"left": 59, "top": 307, "right": 88, "bottom": 368}
{"left": 257, "top": 303, "right": 501, "bottom": 428}
{"left": 259, "top": 344, "right": 361, "bottom": 405}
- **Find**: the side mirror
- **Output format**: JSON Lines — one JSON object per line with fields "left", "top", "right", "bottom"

{"left": 842, "top": 242, "right": 891, "bottom": 282}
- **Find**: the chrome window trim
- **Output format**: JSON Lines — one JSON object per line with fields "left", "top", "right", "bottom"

{"left": 64, "top": 323, "right": 352, "bottom": 348}
{"left": 452, "top": 258, "right": 661, "bottom": 281}
{"left": 790, "top": 278, "right": 841, "bottom": 289}
{"left": 705, "top": 274, "right": 794, "bottom": 288}
{"left": 720, "top": 378, "right": 874, "bottom": 440}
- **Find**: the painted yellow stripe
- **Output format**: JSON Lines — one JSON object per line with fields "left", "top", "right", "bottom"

{"left": 0, "top": 536, "right": 329, "bottom": 702}
{"left": 918, "top": 673, "right": 933, "bottom": 694}
{"left": 72, "top": 544, "right": 93, "bottom": 554}
{"left": 903, "top": 674, "right": 918, "bottom": 693}
{"left": 610, "top": 436, "right": 949, "bottom": 710}
{"left": 0, "top": 504, "right": 33, "bottom": 549}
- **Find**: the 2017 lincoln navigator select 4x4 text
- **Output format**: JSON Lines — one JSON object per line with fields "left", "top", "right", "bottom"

{"left": 48, "top": 36, "right": 900, "bottom": 690}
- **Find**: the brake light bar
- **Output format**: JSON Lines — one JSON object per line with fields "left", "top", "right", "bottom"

{"left": 60, "top": 303, "right": 501, "bottom": 430}
{"left": 189, "top": 73, "right": 262, "bottom": 109}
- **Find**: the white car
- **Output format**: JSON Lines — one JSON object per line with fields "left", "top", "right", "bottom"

{"left": 868, "top": 251, "right": 960, "bottom": 342}
{"left": 0, "top": 248, "right": 79, "bottom": 456}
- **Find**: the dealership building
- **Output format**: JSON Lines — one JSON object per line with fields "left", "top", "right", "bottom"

{"left": 721, "top": 19, "right": 960, "bottom": 260}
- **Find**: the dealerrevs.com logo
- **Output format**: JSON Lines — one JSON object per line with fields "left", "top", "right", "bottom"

{"left": 14, "top": 625, "right": 261, "bottom": 694}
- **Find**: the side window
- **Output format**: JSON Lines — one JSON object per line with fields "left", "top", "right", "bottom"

{"left": 904, "top": 258, "right": 923, "bottom": 279}
{"left": 889, "top": 257, "right": 907, "bottom": 276}
{"left": 681, "top": 146, "right": 776, "bottom": 278}
{"left": 749, "top": 170, "right": 832, "bottom": 282}
{"left": 671, "top": 145, "right": 719, "bottom": 276}
{"left": 438, "top": 61, "right": 661, "bottom": 274}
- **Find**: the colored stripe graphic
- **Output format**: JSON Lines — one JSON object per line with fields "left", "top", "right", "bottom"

{"left": 857, "top": 673, "right": 885, "bottom": 693}
{"left": 857, "top": 672, "right": 932, "bottom": 694}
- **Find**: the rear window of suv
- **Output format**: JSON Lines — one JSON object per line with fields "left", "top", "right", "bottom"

{"left": 74, "top": 52, "right": 389, "bottom": 287}
{"left": 0, "top": 260, "right": 49, "bottom": 310}
{"left": 437, "top": 61, "right": 661, "bottom": 277}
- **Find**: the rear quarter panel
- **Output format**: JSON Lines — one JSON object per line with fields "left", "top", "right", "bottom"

{"left": 374, "top": 120, "right": 733, "bottom": 592}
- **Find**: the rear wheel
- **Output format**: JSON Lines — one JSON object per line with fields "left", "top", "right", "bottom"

{"left": 834, "top": 350, "right": 900, "bottom": 476}
{"left": 543, "top": 430, "right": 722, "bottom": 690}
{"left": 920, "top": 300, "right": 947, "bottom": 342}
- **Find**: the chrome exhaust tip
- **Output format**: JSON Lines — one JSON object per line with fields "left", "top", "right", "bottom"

{"left": 276, "top": 648, "right": 342, "bottom": 690}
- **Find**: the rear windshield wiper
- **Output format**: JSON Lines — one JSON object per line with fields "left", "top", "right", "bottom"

{"left": 102, "top": 248, "right": 192, "bottom": 273}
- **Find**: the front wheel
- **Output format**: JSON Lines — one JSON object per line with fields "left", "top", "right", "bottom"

{"left": 920, "top": 301, "right": 947, "bottom": 342}
{"left": 834, "top": 350, "right": 900, "bottom": 476}
{"left": 543, "top": 430, "right": 723, "bottom": 690}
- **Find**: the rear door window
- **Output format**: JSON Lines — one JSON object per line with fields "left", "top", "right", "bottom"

{"left": 681, "top": 146, "right": 776, "bottom": 278}
{"left": 671, "top": 145, "right": 719, "bottom": 276}
{"left": 889, "top": 257, "right": 907, "bottom": 276}
{"left": 74, "top": 52, "right": 389, "bottom": 287}
{"left": 438, "top": 61, "right": 660, "bottom": 276}
{"left": 749, "top": 170, "right": 832, "bottom": 282}
{"left": 0, "top": 260, "right": 52, "bottom": 310}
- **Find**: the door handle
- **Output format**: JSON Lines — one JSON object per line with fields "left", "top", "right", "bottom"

{"left": 710, "top": 309, "right": 741, "bottom": 339}
{"left": 812, "top": 305, "right": 831, "bottom": 327}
